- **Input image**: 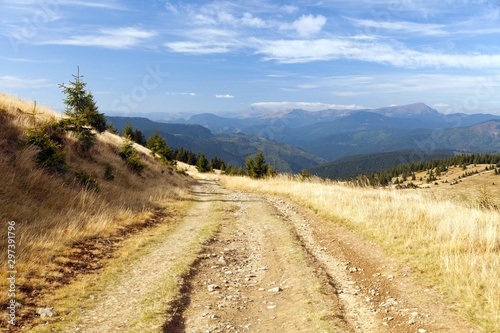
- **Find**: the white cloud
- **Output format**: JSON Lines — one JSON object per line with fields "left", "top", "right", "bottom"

{"left": 433, "top": 103, "right": 450, "bottom": 108}
{"left": 166, "top": 92, "right": 196, "bottom": 96}
{"left": 6, "top": 58, "right": 62, "bottom": 63}
{"left": 216, "top": 94, "right": 235, "bottom": 98}
{"left": 297, "top": 84, "right": 318, "bottom": 89}
{"left": 41, "top": 27, "right": 157, "bottom": 49}
{"left": 281, "top": 5, "right": 298, "bottom": 14}
{"left": 282, "top": 14, "right": 327, "bottom": 37}
{"left": 347, "top": 18, "right": 447, "bottom": 36}
{"left": 166, "top": 41, "right": 233, "bottom": 54}
{"left": 255, "top": 37, "right": 500, "bottom": 68}
{"left": 0, "top": 76, "right": 52, "bottom": 89}
{"left": 165, "top": 2, "right": 178, "bottom": 14}
{"left": 334, "top": 91, "right": 368, "bottom": 97}
{"left": 165, "top": 28, "right": 242, "bottom": 54}
{"left": 61, "top": 0, "right": 128, "bottom": 10}
{"left": 241, "top": 13, "right": 267, "bottom": 28}
{"left": 250, "top": 101, "right": 365, "bottom": 112}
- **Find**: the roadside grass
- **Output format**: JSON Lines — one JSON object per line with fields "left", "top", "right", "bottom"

{"left": 29, "top": 199, "right": 193, "bottom": 332}
{"left": 130, "top": 201, "right": 225, "bottom": 333}
{"left": 220, "top": 174, "right": 500, "bottom": 332}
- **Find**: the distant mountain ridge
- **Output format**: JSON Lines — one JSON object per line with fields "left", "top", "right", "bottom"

{"left": 165, "top": 103, "right": 500, "bottom": 161}
{"left": 106, "top": 116, "right": 325, "bottom": 173}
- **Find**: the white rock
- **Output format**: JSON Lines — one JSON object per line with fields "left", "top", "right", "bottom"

{"left": 267, "top": 287, "right": 282, "bottom": 293}
{"left": 36, "top": 307, "right": 58, "bottom": 317}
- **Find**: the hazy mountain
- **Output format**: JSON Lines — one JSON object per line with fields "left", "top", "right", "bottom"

{"left": 167, "top": 103, "right": 500, "bottom": 161}
{"left": 106, "top": 116, "right": 325, "bottom": 173}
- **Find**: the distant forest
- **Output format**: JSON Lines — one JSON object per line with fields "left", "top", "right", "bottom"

{"left": 352, "top": 153, "right": 500, "bottom": 187}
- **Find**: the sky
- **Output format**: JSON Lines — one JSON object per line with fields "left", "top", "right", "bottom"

{"left": 1, "top": 0, "right": 500, "bottom": 117}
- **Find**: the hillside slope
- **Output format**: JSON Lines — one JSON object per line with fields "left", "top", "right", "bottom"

{"left": 0, "top": 93, "right": 192, "bottom": 328}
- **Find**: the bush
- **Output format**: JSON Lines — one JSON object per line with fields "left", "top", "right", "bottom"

{"left": 75, "top": 171, "right": 99, "bottom": 192}
{"left": 119, "top": 141, "right": 144, "bottom": 175}
{"left": 26, "top": 126, "right": 66, "bottom": 173}
{"left": 103, "top": 163, "right": 115, "bottom": 181}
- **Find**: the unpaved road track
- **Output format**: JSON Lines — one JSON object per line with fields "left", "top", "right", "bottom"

{"left": 63, "top": 179, "right": 474, "bottom": 333}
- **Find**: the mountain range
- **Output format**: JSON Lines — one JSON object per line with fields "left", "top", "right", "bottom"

{"left": 106, "top": 116, "right": 325, "bottom": 173}
{"left": 109, "top": 103, "right": 500, "bottom": 177}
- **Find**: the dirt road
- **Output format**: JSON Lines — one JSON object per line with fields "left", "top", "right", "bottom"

{"left": 63, "top": 179, "right": 474, "bottom": 333}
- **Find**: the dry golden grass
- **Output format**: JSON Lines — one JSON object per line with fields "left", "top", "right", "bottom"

{"left": 220, "top": 174, "right": 500, "bottom": 332}
{"left": 0, "top": 93, "right": 193, "bottom": 321}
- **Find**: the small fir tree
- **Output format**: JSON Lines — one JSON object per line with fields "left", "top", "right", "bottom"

{"left": 196, "top": 152, "right": 209, "bottom": 172}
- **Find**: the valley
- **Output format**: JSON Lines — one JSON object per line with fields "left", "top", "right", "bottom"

{"left": 111, "top": 103, "right": 500, "bottom": 177}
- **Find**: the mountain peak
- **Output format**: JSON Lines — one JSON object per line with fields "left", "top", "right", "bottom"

{"left": 374, "top": 103, "right": 439, "bottom": 117}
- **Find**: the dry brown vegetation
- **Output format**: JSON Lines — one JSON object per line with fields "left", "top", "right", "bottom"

{"left": 220, "top": 174, "right": 500, "bottom": 332}
{"left": 0, "top": 93, "right": 192, "bottom": 326}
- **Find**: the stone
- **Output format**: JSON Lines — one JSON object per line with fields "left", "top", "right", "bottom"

{"left": 36, "top": 307, "right": 58, "bottom": 317}
{"left": 267, "top": 287, "right": 282, "bottom": 293}
{"left": 208, "top": 284, "right": 220, "bottom": 292}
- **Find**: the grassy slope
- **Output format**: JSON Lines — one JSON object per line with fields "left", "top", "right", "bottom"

{"left": 0, "top": 93, "right": 192, "bottom": 325}
{"left": 220, "top": 174, "right": 499, "bottom": 332}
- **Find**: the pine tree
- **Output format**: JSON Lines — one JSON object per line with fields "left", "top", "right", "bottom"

{"left": 59, "top": 67, "right": 106, "bottom": 133}
{"left": 245, "top": 151, "right": 269, "bottom": 179}
{"left": 133, "top": 129, "right": 147, "bottom": 146}
{"left": 123, "top": 122, "right": 133, "bottom": 139}
{"left": 196, "top": 152, "right": 209, "bottom": 172}
{"left": 147, "top": 130, "right": 171, "bottom": 162}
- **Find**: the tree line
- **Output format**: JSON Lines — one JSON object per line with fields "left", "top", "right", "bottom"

{"left": 352, "top": 153, "right": 500, "bottom": 187}
{"left": 119, "top": 122, "right": 273, "bottom": 178}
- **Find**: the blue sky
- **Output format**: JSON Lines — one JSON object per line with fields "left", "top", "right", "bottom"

{"left": 1, "top": 0, "right": 500, "bottom": 116}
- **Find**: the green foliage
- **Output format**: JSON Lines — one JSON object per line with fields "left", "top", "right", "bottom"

{"left": 147, "top": 130, "right": 172, "bottom": 162}
{"left": 106, "top": 122, "right": 119, "bottom": 134}
{"left": 223, "top": 164, "right": 244, "bottom": 176}
{"left": 59, "top": 69, "right": 106, "bottom": 133}
{"left": 119, "top": 141, "right": 144, "bottom": 175}
{"left": 133, "top": 129, "right": 147, "bottom": 146}
{"left": 26, "top": 126, "right": 66, "bottom": 173}
{"left": 354, "top": 153, "right": 500, "bottom": 187}
{"left": 123, "top": 122, "right": 134, "bottom": 139}
{"left": 300, "top": 169, "right": 311, "bottom": 179}
{"left": 58, "top": 69, "right": 107, "bottom": 151}
{"left": 245, "top": 151, "right": 269, "bottom": 179}
{"left": 196, "top": 152, "right": 210, "bottom": 172}
{"left": 75, "top": 171, "right": 99, "bottom": 192}
{"left": 103, "top": 163, "right": 115, "bottom": 181}
{"left": 122, "top": 122, "right": 148, "bottom": 146}
{"left": 208, "top": 156, "right": 225, "bottom": 171}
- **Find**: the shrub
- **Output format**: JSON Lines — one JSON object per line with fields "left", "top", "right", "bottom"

{"left": 119, "top": 141, "right": 144, "bottom": 175}
{"left": 75, "top": 171, "right": 99, "bottom": 192}
{"left": 25, "top": 126, "right": 66, "bottom": 173}
{"left": 103, "top": 163, "right": 115, "bottom": 181}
